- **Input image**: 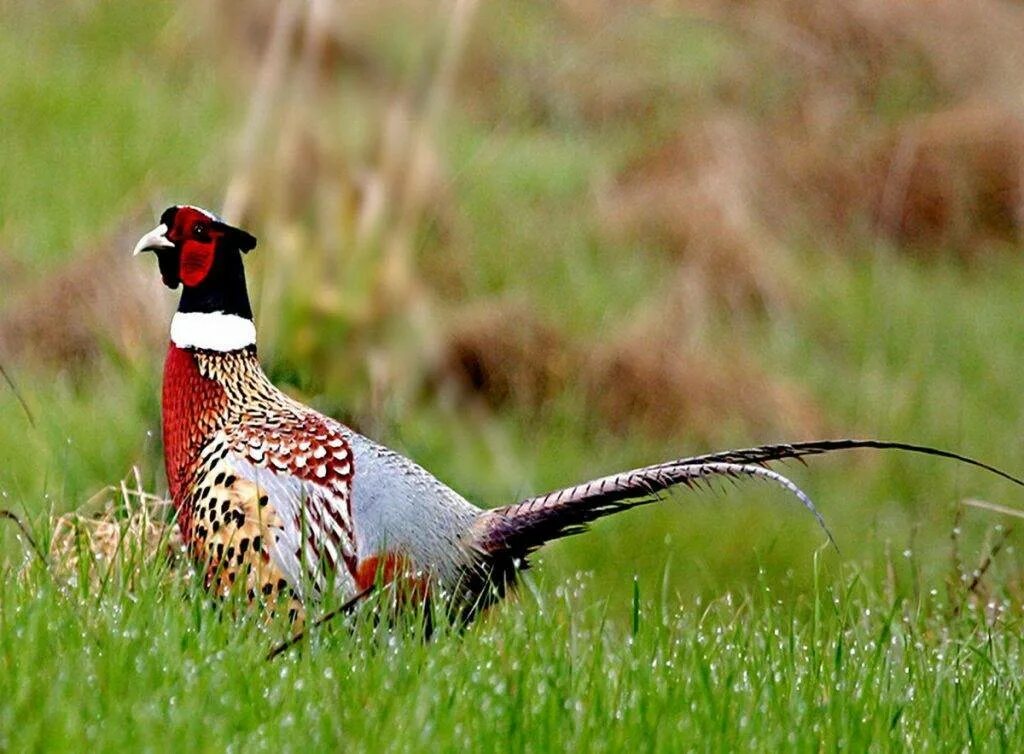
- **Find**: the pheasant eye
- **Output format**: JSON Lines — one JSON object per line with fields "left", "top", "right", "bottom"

{"left": 192, "top": 222, "right": 208, "bottom": 239}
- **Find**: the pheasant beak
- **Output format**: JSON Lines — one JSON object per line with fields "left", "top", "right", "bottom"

{"left": 132, "top": 223, "right": 175, "bottom": 256}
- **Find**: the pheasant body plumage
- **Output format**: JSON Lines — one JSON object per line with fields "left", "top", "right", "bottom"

{"left": 163, "top": 342, "right": 362, "bottom": 600}
{"left": 134, "top": 204, "right": 1024, "bottom": 621}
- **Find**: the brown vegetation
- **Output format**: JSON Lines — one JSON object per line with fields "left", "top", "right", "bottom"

{"left": 600, "top": 115, "right": 789, "bottom": 312}
{"left": 34, "top": 472, "right": 184, "bottom": 590}
{"left": 584, "top": 328, "right": 822, "bottom": 441}
{"left": 439, "top": 294, "right": 823, "bottom": 442}
{"left": 0, "top": 224, "right": 169, "bottom": 371}
{"left": 441, "top": 300, "right": 573, "bottom": 411}
{"left": 602, "top": 0, "right": 1024, "bottom": 262}
{"left": 10, "top": 0, "right": 1023, "bottom": 447}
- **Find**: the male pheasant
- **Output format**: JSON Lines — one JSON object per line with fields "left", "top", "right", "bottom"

{"left": 134, "top": 205, "right": 1023, "bottom": 620}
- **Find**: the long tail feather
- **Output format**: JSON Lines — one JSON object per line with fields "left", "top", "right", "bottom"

{"left": 473, "top": 438, "right": 1023, "bottom": 560}
{"left": 662, "top": 439, "right": 1024, "bottom": 487}
{"left": 475, "top": 461, "right": 831, "bottom": 559}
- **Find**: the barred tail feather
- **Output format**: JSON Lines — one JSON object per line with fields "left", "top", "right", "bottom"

{"left": 472, "top": 438, "right": 1024, "bottom": 562}
{"left": 474, "top": 460, "right": 832, "bottom": 560}
{"left": 661, "top": 439, "right": 1024, "bottom": 487}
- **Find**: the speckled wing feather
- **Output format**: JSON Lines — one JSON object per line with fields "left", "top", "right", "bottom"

{"left": 166, "top": 346, "right": 362, "bottom": 602}
{"left": 184, "top": 423, "right": 359, "bottom": 599}
{"left": 225, "top": 417, "right": 359, "bottom": 593}
{"left": 183, "top": 444, "right": 293, "bottom": 603}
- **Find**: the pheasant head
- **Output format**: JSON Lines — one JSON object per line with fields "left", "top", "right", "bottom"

{"left": 134, "top": 205, "right": 258, "bottom": 351}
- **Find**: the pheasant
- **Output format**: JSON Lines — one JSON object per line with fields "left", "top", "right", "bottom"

{"left": 134, "top": 204, "right": 1023, "bottom": 620}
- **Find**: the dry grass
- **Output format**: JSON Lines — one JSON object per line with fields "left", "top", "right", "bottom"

{"left": 874, "top": 104, "right": 1024, "bottom": 253}
{"left": 584, "top": 335, "right": 821, "bottom": 441}
{"left": 600, "top": 115, "right": 791, "bottom": 313}
{"left": 440, "top": 299, "right": 573, "bottom": 411}
{"left": 438, "top": 292, "right": 822, "bottom": 442}
{"left": 195, "top": 0, "right": 472, "bottom": 416}
{"left": 0, "top": 222, "right": 169, "bottom": 371}
{"left": 199, "top": 0, "right": 827, "bottom": 441}
{"left": 600, "top": 0, "right": 1024, "bottom": 277}
{"left": 10, "top": 0, "right": 1022, "bottom": 446}
{"left": 41, "top": 470, "right": 185, "bottom": 591}
{"left": 581, "top": 297, "right": 823, "bottom": 441}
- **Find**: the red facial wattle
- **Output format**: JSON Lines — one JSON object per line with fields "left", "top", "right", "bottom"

{"left": 179, "top": 238, "right": 217, "bottom": 287}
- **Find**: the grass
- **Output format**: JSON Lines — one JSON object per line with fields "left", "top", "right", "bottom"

{"left": 0, "top": 3, "right": 236, "bottom": 267}
{"left": 4, "top": 0, "right": 1024, "bottom": 749}
{"left": 4, "top": 547, "right": 1024, "bottom": 751}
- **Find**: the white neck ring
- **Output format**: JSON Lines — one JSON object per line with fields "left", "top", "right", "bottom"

{"left": 170, "top": 312, "right": 256, "bottom": 351}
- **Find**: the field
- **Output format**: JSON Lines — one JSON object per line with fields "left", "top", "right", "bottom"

{"left": 3, "top": 1, "right": 1024, "bottom": 750}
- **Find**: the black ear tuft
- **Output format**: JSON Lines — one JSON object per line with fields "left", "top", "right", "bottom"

{"left": 214, "top": 221, "right": 257, "bottom": 253}
{"left": 234, "top": 229, "right": 257, "bottom": 253}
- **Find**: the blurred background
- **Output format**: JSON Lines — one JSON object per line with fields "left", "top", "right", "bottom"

{"left": 3, "top": 0, "right": 1024, "bottom": 605}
